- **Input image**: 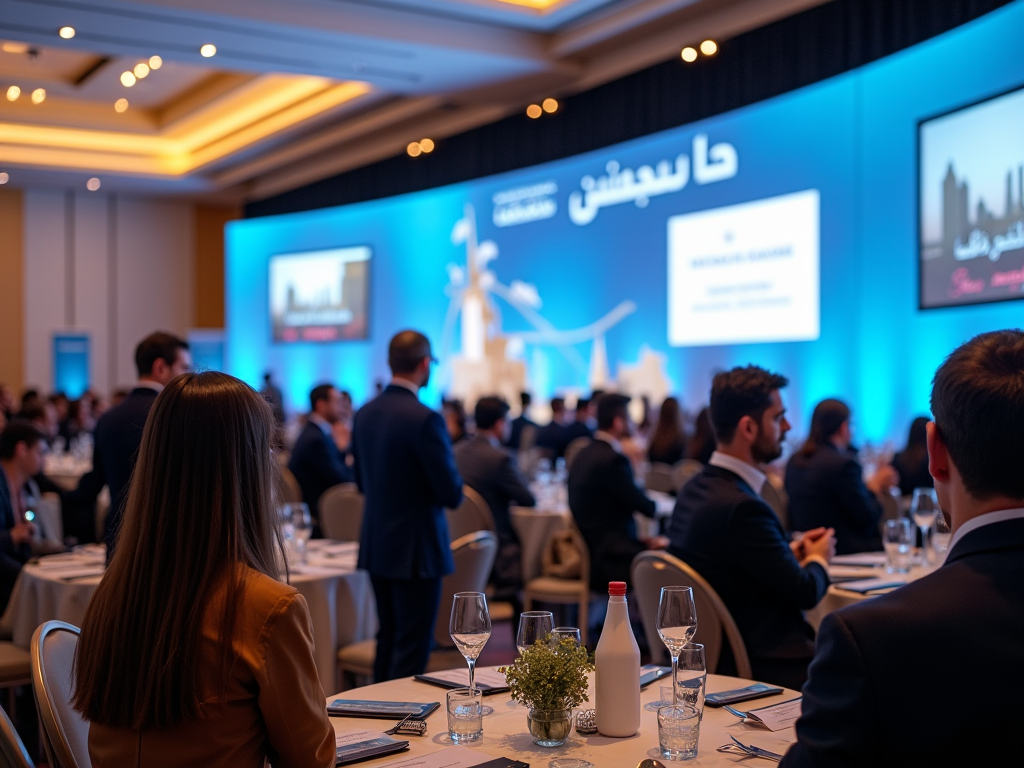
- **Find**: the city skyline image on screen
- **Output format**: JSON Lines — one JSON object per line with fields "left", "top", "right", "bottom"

{"left": 269, "top": 246, "right": 371, "bottom": 342}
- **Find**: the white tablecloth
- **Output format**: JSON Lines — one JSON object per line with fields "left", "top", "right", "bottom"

{"left": 327, "top": 668, "right": 799, "bottom": 766}
{"left": 0, "top": 541, "right": 376, "bottom": 690}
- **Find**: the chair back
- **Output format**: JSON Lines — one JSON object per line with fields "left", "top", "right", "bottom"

{"left": 275, "top": 462, "right": 303, "bottom": 504}
{"left": 31, "top": 621, "right": 90, "bottom": 768}
{"left": 434, "top": 531, "right": 498, "bottom": 648}
{"left": 0, "top": 703, "right": 33, "bottom": 768}
{"left": 760, "top": 480, "right": 789, "bottom": 530}
{"left": 318, "top": 483, "right": 364, "bottom": 541}
{"left": 630, "top": 551, "right": 751, "bottom": 678}
{"left": 672, "top": 460, "right": 704, "bottom": 492}
{"left": 644, "top": 463, "right": 676, "bottom": 494}
{"left": 446, "top": 487, "right": 495, "bottom": 542}
{"left": 564, "top": 437, "right": 592, "bottom": 471}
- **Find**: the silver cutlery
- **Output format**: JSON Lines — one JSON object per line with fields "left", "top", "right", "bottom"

{"left": 715, "top": 734, "right": 783, "bottom": 762}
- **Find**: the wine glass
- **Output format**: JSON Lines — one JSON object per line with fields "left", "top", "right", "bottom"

{"left": 932, "top": 511, "right": 952, "bottom": 560}
{"left": 551, "top": 627, "right": 581, "bottom": 645}
{"left": 910, "top": 488, "right": 939, "bottom": 563}
{"left": 284, "top": 503, "right": 312, "bottom": 564}
{"left": 516, "top": 611, "right": 553, "bottom": 655}
{"left": 656, "top": 586, "right": 698, "bottom": 707}
{"left": 450, "top": 592, "right": 493, "bottom": 715}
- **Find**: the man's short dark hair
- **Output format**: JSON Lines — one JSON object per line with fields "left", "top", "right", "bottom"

{"left": 931, "top": 330, "right": 1024, "bottom": 500}
{"left": 135, "top": 332, "right": 189, "bottom": 378}
{"left": 0, "top": 420, "right": 44, "bottom": 460}
{"left": 19, "top": 403, "right": 46, "bottom": 424}
{"left": 309, "top": 383, "right": 335, "bottom": 411}
{"left": 520, "top": 392, "right": 532, "bottom": 407}
{"left": 389, "top": 330, "right": 432, "bottom": 375}
{"left": 550, "top": 397, "right": 565, "bottom": 414}
{"left": 575, "top": 397, "right": 590, "bottom": 412}
{"left": 597, "top": 393, "right": 630, "bottom": 431}
{"left": 475, "top": 397, "right": 510, "bottom": 431}
{"left": 709, "top": 365, "right": 789, "bottom": 444}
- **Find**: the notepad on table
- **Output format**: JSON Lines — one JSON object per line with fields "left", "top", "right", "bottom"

{"left": 327, "top": 700, "right": 440, "bottom": 719}
{"left": 830, "top": 553, "right": 887, "bottom": 567}
{"left": 334, "top": 729, "right": 409, "bottom": 765}
{"left": 836, "top": 577, "right": 907, "bottom": 593}
{"left": 414, "top": 667, "right": 509, "bottom": 693}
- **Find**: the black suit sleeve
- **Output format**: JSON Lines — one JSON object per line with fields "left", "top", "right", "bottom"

{"left": 610, "top": 453, "right": 657, "bottom": 518}
{"left": 729, "top": 498, "right": 829, "bottom": 609}
{"left": 834, "top": 459, "right": 883, "bottom": 531}
{"left": 417, "top": 412, "right": 464, "bottom": 510}
{"left": 496, "top": 455, "right": 535, "bottom": 508}
{"left": 780, "top": 611, "right": 874, "bottom": 768}
{"left": 308, "top": 432, "right": 354, "bottom": 487}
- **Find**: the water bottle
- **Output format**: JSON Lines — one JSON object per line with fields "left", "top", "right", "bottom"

{"left": 595, "top": 581, "right": 641, "bottom": 737}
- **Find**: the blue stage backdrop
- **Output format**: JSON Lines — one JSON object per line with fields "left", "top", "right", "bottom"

{"left": 227, "top": 2, "right": 1024, "bottom": 443}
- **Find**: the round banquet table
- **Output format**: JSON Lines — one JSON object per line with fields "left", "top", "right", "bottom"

{"left": 0, "top": 541, "right": 376, "bottom": 689}
{"left": 327, "top": 667, "right": 800, "bottom": 766}
{"left": 806, "top": 557, "right": 938, "bottom": 630}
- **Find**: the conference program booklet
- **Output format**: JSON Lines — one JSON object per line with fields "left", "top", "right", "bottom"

{"left": 413, "top": 667, "right": 509, "bottom": 694}
{"left": 335, "top": 728, "right": 409, "bottom": 765}
{"left": 328, "top": 699, "right": 440, "bottom": 719}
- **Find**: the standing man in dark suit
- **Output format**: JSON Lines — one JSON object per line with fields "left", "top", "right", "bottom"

{"left": 535, "top": 397, "right": 570, "bottom": 458}
{"left": 69, "top": 332, "right": 190, "bottom": 558}
{"left": 506, "top": 392, "right": 537, "bottom": 451}
{"left": 563, "top": 397, "right": 594, "bottom": 445}
{"left": 781, "top": 331, "right": 1024, "bottom": 768}
{"left": 668, "top": 366, "right": 835, "bottom": 690}
{"left": 352, "top": 330, "right": 463, "bottom": 682}
{"left": 568, "top": 393, "right": 664, "bottom": 590}
{"left": 288, "top": 383, "right": 353, "bottom": 529}
{"left": 0, "top": 421, "right": 42, "bottom": 613}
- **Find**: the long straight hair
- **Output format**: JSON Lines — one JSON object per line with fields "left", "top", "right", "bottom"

{"left": 648, "top": 397, "right": 686, "bottom": 459}
{"left": 798, "top": 398, "right": 851, "bottom": 457}
{"left": 73, "top": 372, "right": 281, "bottom": 729}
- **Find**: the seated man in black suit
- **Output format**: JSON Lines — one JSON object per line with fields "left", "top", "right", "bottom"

{"left": 454, "top": 396, "right": 535, "bottom": 602}
{"left": 506, "top": 392, "right": 538, "bottom": 451}
{"left": 668, "top": 366, "right": 835, "bottom": 690}
{"left": 0, "top": 421, "right": 42, "bottom": 612}
{"left": 781, "top": 331, "right": 1024, "bottom": 768}
{"left": 785, "top": 398, "right": 898, "bottom": 554}
{"left": 288, "top": 383, "right": 353, "bottom": 530}
{"left": 535, "top": 397, "right": 570, "bottom": 458}
{"left": 563, "top": 397, "right": 594, "bottom": 445}
{"left": 568, "top": 393, "right": 663, "bottom": 590}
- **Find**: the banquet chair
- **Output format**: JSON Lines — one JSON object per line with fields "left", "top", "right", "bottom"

{"left": 563, "top": 437, "right": 592, "bottom": 471}
{"left": 30, "top": 621, "right": 90, "bottom": 768}
{"left": 445, "top": 487, "right": 494, "bottom": 542}
{"left": 522, "top": 524, "right": 591, "bottom": 646}
{"left": 644, "top": 463, "right": 676, "bottom": 494}
{"left": 318, "top": 483, "right": 364, "bottom": 541}
{"left": 0, "top": 703, "right": 34, "bottom": 768}
{"left": 760, "top": 479, "right": 790, "bottom": 530}
{"left": 336, "top": 531, "right": 498, "bottom": 689}
{"left": 275, "top": 464, "right": 303, "bottom": 505}
{"left": 0, "top": 642, "right": 31, "bottom": 719}
{"left": 671, "top": 460, "right": 704, "bottom": 493}
{"left": 630, "top": 551, "right": 751, "bottom": 678}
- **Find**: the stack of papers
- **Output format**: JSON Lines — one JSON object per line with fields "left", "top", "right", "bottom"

{"left": 741, "top": 698, "right": 802, "bottom": 731}
{"left": 33, "top": 552, "right": 105, "bottom": 580}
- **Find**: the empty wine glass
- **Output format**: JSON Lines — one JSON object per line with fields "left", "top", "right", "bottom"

{"left": 656, "top": 586, "right": 698, "bottom": 707}
{"left": 932, "top": 511, "right": 952, "bottom": 559}
{"left": 551, "top": 627, "right": 581, "bottom": 645}
{"left": 516, "top": 611, "right": 553, "bottom": 655}
{"left": 284, "top": 503, "right": 312, "bottom": 564}
{"left": 450, "top": 592, "right": 493, "bottom": 715}
{"left": 910, "top": 488, "right": 939, "bottom": 563}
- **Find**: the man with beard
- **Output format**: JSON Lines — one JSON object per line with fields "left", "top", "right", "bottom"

{"left": 667, "top": 366, "right": 835, "bottom": 690}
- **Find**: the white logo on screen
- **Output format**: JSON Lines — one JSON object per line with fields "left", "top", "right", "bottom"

{"left": 568, "top": 133, "right": 738, "bottom": 226}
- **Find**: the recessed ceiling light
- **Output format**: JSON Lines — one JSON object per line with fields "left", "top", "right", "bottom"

{"left": 59, "top": 26, "right": 76, "bottom": 39}
{"left": 407, "top": 141, "right": 422, "bottom": 157}
{"left": 5, "top": 85, "right": 20, "bottom": 101}
{"left": 31, "top": 88, "right": 46, "bottom": 104}
{"left": 681, "top": 46, "right": 697, "bottom": 63}
{"left": 149, "top": 55, "right": 162, "bottom": 70}
{"left": 200, "top": 44, "right": 216, "bottom": 58}
{"left": 419, "top": 138, "right": 435, "bottom": 153}
{"left": 86, "top": 177, "right": 101, "bottom": 191}
{"left": 700, "top": 39, "right": 717, "bottom": 56}
{"left": 0, "top": 172, "right": 8, "bottom": 185}
{"left": 114, "top": 98, "right": 128, "bottom": 113}
{"left": 120, "top": 71, "right": 136, "bottom": 87}
{"left": 134, "top": 62, "right": 150, "bottom": 78}
{"left": 542, "top": 98, "right": 558, "bottom": 113}
{"left": 526, "top": 104, "right": 542, "bottom": 119}
{"left": 2, "top": 42, "right": 29, "bottom": 54}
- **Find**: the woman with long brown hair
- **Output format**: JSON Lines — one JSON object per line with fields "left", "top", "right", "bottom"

{"left": 647, "top": 396, "right": 687, "bottom": 465}
{"left": 73, "top": 372, "right": 335, "bottom": 768}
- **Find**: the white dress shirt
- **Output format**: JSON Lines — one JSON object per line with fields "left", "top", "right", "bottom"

{"left": 708, "top": 451, "right": 767, "bottom": 496}
{"left": 308, "top": 413, "right": 332, "bottom": 437}
{"left": 948, "top": 506, "right": 1024, "bottom": 553}
{"left": 594, "top": 430, "right": 623, "bottom": 454}
{"left": 388, "top": 378, "right": 420, "bottom": 396}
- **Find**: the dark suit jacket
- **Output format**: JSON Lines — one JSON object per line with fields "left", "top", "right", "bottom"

{"left": 668, "top": 464, "right": 829, "bottom": 662}
{"left": 781, "top": 516, "right": 1024, "bottom": 768}
{"left": 288, "top": 420, "right": 353, "bottom": 520}
{"left": 506, "top": 415, "right": 537, "bottom": 451}
{"left": 785, "top": 443, "right": 883, "bottom": 554}
{"left": 535, "top": 421, "right": 569, "bottom": 457}
{"left": 562, "top": 420, "right": 593, "bottom": 446}
{"left": 454, "top": 436, "right": 535, "bottom": 540}
{"left": 352, "top": 385, "right": 463, "bottom": 580}
{"left": 69, "top": 387, "right": 158, "bottom": 553}
{"left": 0, "top": 472, "right": 33, "bottom": 613}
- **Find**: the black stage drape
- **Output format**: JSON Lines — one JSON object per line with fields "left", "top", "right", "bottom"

{"left": 245, "top": 0, "right": 1014, "bottom": 218}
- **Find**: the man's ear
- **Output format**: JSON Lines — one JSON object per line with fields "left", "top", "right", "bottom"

{"left": 926, "top": 421, "right": 950, "bottom": 484}
{"left": 738, "top": 414, "right": 758, "bottom": 443}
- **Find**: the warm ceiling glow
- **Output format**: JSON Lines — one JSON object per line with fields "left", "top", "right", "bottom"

{"left": 542, "top": 98, "right": 558, "bottom": 113}
{"left": 134, "top": 62, "right": 150, "bottom": 79}
{"left": 59, "top": 26, "right": 76, "bottom": 39}
{"left": 200, "top": 44, "right": 217, "bottom": 58}
{"left": 526, "top": 104, "right": 542, "bottom": 119}
{"left": 114, "top": 98, "right": 128, "bottom": 113}
{"left": 6, "top": 86, "right": 20, "bottom": 101}
{"left": 0, "top": 172, "right": 8, "bottom": 184}
{"left": 120, "top": 71, "right": 136, "bottom": 87}
{"left": 407, "top": 141, "right": 422, "bottom": 157}
{"left": 2, "top": 42, "right": 29, "bottom": 54}
{"left": 492, "top": 0, "right": 567, "bottom": 8}
{"left": 681, "top": 46, "right": 697, "bottom": 63}
{"left": 31, "top": 88, "right": 45, "bottom": 104}
{"left": 419, "top": 138, "right": 435, "bottom": 153}
{"left": 86, "top": 177, "right": 101, "bottom": 191}
{"left": 149, "top": 55, "right": 162, "bottom": 70}
{"left": 700, "top": 39, "right": 718, "bottom": 56}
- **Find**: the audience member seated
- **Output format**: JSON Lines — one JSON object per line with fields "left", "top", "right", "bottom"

{"left": 785, "top": 399, "right": 897, "bottom": 554}
{"left": 454, "top": 396, "right": 535, "bottom": 603}
{"left": 73, "top": 372, "right": 334, "bottom": 768}
{"left": 443, "top": 399, "right": 469, "bottom": 445}
{"left": 506, "top": 391, "right": 537, "bottom": 451}
{"left": 0, "top": 384, "right": 15, "bottom": 422}
{"left": 781, "top": 330, "right": 1024, "bottom": 767}
{"left": 288, "top": 383, "right": 354, "bottom": 529}
{"left": 569, "top": 393, "right": 663, "bottom": 590}
{"left": 535, "top": 397, "right": 570, "bottom": 458}
{"left": 0, "top": 421, "right": 41, "bottom": 613}
{"left": 668, "top": 366, "right": 835, "bottom": 690}
{"left": 648, "top": 396, "right": 687, "bottom": 466}
{"left": 685, "top": 406, "right": 716, "bottom": 465}
{"left": 891, "top": 415, "right": 933, "bottom": 497}
{"left": 563, "top": 397, "right": 594, "bottom": 444}
{"left": 260, "top": 371, "right": 286, "bottom": 427}
{"left": 59, "top": 393, "right": 97, "bottom": 443}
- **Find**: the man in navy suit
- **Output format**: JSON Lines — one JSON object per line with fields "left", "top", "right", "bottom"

{"left": 668, "top": 366, "right": 835, "bottom": 690}
{"left": 781, "top": 331, "right": 1024, "bottom": 768}
{"left": 353, "top": 330, "right": 463, "bottom": 682}
{"left": 505, "top": 392, "right": 537, "bottom": 451}
{"left": 0, "top": 421, "right": 42, "bottom": 613}
{"left": 288, "top": 383, "right": 353, "bottom": 530}
{"left": 69, "top": 332, "right": 191, "bottom": 558}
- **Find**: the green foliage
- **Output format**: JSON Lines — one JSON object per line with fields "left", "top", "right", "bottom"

{"left": 499, "top": 637, "right": 594, "bottom": 711}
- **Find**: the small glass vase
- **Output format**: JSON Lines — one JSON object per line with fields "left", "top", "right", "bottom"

{"left": 528, "top": 707, "right": 573, "bottom": 747}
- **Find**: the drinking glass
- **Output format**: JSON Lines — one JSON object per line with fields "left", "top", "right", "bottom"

{"left": 884, "top": 519, "right": 914, "bottom": 574}
{"left": 450, "top": 592, "right": 492, "bottom": 715}
{"left": 675, "top": 644, "right": 706, "bottom": 717}
{"left": 551, "top": 627, "right": 581, "bottom": 645}
{"left": 932, "top": 512, "right": 952, "bottom": 559}
{"left": 910, "top": 488, "right": 939, "bottom": 563}
{"left": 656, "top": 586, "right": 698, "bottom": 707}
{"left": 285, "top": 503, "right": 312, "bottom": 563}
{"left": 446, "top": 688, "right": 482, "bottom": 744}
{"left": 516, "top": 611, "right": 554, "bottom": 655}
{"left": 658, "top": 704, "right": 700, "bottom": 760}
